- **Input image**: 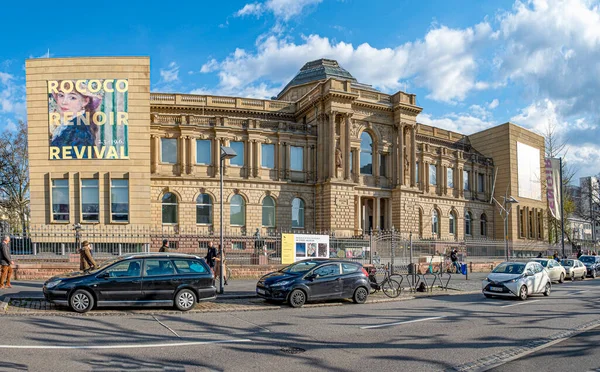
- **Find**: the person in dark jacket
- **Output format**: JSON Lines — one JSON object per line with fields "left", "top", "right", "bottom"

{"left": 553, "top": 251, "right": 559, "bottom": 261}
{"left": 205, "top": 241, "right": 217, "bottom": 270}
{"left": 450, "top": 249, "right": 460, "bottom": 273}
{"left": 79, "top": 240, "right": 97, "bottom": 272}
{"left": 537, "top": 252, "right": 543, "bottom": 258}
{"left": 159, "top": 239, "right": 170, "bottom": 253}
{"left": 0, "top": 235, "right": 14, "bottom": 288}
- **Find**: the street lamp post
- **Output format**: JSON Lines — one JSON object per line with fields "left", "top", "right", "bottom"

{"left": 219, "top": 146, "right": 237, "bottom": 295}
{"left": 501, "top": 195, "right": 519, "bottom": 261}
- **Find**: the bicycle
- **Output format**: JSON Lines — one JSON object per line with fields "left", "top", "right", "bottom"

{"left": 368, "top": 266, "right": 402, "bottom": 298}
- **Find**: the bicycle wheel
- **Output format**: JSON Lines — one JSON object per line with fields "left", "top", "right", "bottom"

{"left": 382, "top": 278, "right": 401, "bottom": 298}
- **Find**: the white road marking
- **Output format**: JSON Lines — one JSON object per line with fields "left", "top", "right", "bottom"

{"left": 500, "top": 300, "right": 541, "bottom": 308}
{"left": 152, "top": 315, "right": 181, "bottom": 338}
{"left": 0, "top": 339, "right": 252, "bottom": 349}
{"left": 360, "top": 316, "right": 445, "bottom": 329}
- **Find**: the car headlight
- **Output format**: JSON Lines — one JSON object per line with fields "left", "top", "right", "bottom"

{"left": 45, "top": 280, "right": 62, "bottom": 289}
{"left": 270, "top": 280, "right": 293, "bottom": 287}
{"left": 485, "top": 277, "right": 491, "bottom": 282}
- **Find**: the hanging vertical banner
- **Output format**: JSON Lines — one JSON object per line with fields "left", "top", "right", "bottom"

{"left": 545, "top": 157, "right": 561, "bottom": 219}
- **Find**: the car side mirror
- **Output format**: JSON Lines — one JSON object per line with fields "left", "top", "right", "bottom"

{"left": 525, "top": 271, "right": 533, "bottom": 277}
{"left": 98, "top": 272, "right": 109, "bottom": 279}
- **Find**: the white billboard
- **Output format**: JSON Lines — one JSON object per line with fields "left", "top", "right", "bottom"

{"left": 517, "top": 142, "right": 542, "bottom": 201}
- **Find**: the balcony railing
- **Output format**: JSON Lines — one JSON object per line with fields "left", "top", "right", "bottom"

{"left": 150, "top": 93, "right": 296, "bottom": 113}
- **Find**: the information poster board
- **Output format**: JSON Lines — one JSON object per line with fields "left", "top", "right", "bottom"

{"left": 281, "top": 234, "right": 329, "bottom": 264}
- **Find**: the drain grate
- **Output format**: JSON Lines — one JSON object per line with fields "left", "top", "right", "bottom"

{"left": 280, "top": 346, "right": 306, "bottom": 354}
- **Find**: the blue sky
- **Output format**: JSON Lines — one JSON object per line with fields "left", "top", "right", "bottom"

{"left": 1, "top": 0, "right": 599, "bottom": 182}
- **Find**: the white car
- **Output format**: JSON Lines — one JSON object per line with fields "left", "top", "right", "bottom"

{"left": 560, "top": 259, "right": 587, "bottom": 281}
{"left": 531, "top": 259, "right": 566, "bottom": 283}
{"left": 482, "top": 261, "right": 551, "bottom": 300}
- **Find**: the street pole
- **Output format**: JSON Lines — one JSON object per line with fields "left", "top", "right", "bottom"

{"left": 219, "top": 156, "right": 224, "bottom": 295}
{"left": 504, "top": 204, "right": 509, "bottom": 262}
{"left": 559, "top": 157, "right": 565, "bottom": 258}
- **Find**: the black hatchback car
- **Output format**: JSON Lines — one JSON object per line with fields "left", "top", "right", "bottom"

{"left": 256, "top": 259, "right": 370, "bottom": 307}
{"left": 579, "top": 255, "right": 600, "bottom": 278}
{"left": 43, "top": 253, "right": 216, "bottom": 313}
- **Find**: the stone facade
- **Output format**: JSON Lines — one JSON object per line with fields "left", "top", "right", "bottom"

{"left": 27, "top": 58, "right": 548, "bottom": 242}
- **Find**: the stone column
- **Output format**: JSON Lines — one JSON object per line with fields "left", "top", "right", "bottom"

{"left": 344, "top": 114, "right": 352, "bottom": 180}
{"left": 410, "top": 126, "right": 416, "bottom": 188}
{"left": 317, "top": 114, "right": 323, "bottom": 182}
{"left": 303, "top": 144, "right": 309, "bottom": 182}
{"left": 213, "top": 137, "right": 220, "bottom": 178}
{"left": 275, "top": 141, "right": 281, "bottom": 181}
{"left": 387, "top": 198, "right": 393, "bottom": 230}
{"left": 285, "top": 142, "right": 291, "bottom": 180}
{"left": 151, "top": 135, "right": 159, "bottom": 174}
{"left": 374, "top": 197, "right": 381, "bottom": 231}
{"left": 223, "top": 139, "right": 230, "bottom": 176}
{"left": 254, "top": 141, "right": 261, "bottom": 178}
{"left": 354, "top": 195, "right": 361, "bottom": 234}
{"left": 398, "top": 124, "right": 404, "bottom": 186}
{"left": 247, "top": 140, "right": 253, "bottom": 179}
{"left": 352, "top": 148, "right": 359, "bottom": 181}
{"left": 180, "top": 136, "right": 187, "bottom": 175}
{"left": 424, "top": 162, "right": 429, "bottom": 193}
{"left": 459, "top": 166, "right": 464, "bottom": 197}
{"left": 329, "top": 111, "right": 336, "bottom": 179}
{"left": 443, "top": 165, "right": 447, "bottom": 196}
{"left": 188, "top": 137, "right": 196, "bottom": 175}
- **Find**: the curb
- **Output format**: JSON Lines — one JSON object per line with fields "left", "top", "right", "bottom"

{"left": 0, "top": 297, "right": 10, "bottom": 312}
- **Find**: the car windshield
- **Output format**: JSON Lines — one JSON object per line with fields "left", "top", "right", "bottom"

{"left": 281, "top": 261, "right": 321, "bottom": 274}
{"left": 87, "top": 257, "right": 122, "bottom": 274}
{"left": 492, "top": 263, "right": 525, "bottom": 274}
{"left": 561, "top": 260, "right": 574, "bottom": 267}
{"left": 579, "top": 256, "right": 594, "bottom": 263}
{"left": 532, "top": 260, "right": 548, "bottom": 267}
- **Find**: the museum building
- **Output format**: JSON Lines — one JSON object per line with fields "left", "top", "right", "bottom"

{"left": 26, "top": 57, "right": 548, "bottom": 241}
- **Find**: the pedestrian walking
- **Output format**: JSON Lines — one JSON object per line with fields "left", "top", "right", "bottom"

{"left": 159, "top": 239, "right": 170, "bottom": 253}
{"left": 253, "top": 228, "right": 262, "bottom": 252}
{"left": 536, "top": 252, "right": 543, "bottom": 258}
{"left": 214, "top": 244, "right": 228, "bottom": 285}
{"left": 0, "top": 235, "right": 14, "bottom": 288}
{"left": 450, "top": 249, "right": 460, "bottom": 273}
{"left": 79, "top": 240, "right": 97, "bottom": 272}
{"left": 577, "top": 248, "right": 583, "bottom": 258}
{"left": 205, "top": 241, "right": 217, "bottom": 270}
{"left": 553, "top": 251, "right": 559, "bottom": 261}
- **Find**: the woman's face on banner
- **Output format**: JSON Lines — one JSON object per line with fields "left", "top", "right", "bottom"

{"left": 56, "top": 91, "right": 90, "bottom": 113}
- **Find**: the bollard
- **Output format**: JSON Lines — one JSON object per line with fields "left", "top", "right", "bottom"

{"left": 33, "top": 243, "right": 37, "bottom": 256}
{"left": 118, "top": 243, "right": 122, "bottom": 256}
{"left": 61, "top": 243, "right": 65, "bottom": 256}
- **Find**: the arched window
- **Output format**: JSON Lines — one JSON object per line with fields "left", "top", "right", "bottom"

{"left": 480, "top": 213, "right": 487, "bottom": 237}
{"left": 262, "top": 196, "right": 276, "bottom": 227}
{"left": 230, "top": 195, "right": 246, "bottom": 226}
{"left": 432, "top": 210, "right": 439, "bottom": 236}
{"left": 360, "top": 132, "right": 373, "bottom": 175}
{"left": 291, "top": 198, "right": 305, "bottom": 228}
{"left": 465, "top": 212, "right": 472, "bottom": 236}
{"left": 162, "top": 193, "right": 178, "bottom": 224}
{"left": 449, "top": 211, "right": 456, "bottom": 235}
{"left": 196, "top": 194, "right": 212, "bottom": 224}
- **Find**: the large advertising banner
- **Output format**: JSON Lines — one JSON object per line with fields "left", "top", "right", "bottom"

{"left": 545, "top": 157, "right": 562, "bottom": 219}
{"left": 517, "top": 142, "right": 542, "bottom": 200}
{"left": 48, "top": 79, "right": 129, "bottom": 160}
{"left": 281, "top": 234, "right": 330, "bottom": 264}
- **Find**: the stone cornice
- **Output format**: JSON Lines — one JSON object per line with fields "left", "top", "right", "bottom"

{"left": 393, "top": 102, "right": 423, "bottom": 115}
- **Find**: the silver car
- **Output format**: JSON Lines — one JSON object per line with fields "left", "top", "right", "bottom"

{"left": 561, "top": 259, "right": 587, "bottom": 281}
{"left": 531, "top": 259, "right": 566, "bottom": 283}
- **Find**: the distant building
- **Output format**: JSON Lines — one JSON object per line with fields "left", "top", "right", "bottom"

{"left": 579, "top": 176, "right": 600, "bottom": 242}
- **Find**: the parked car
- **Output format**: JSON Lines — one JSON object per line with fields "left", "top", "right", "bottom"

{"left": 561, "top": 259, "right": 587, "bottom": 281}
{"left": 578, "top": 255, "right": 600, "bottom": 278}
{"left": 43, "top": 253, "right": 216, "bottom": 313}
{"left": 256, "top": 259, "right": 370, "bottom": 308}
{"left": 482, "top": 261, "right": 551, "bottom": 300}
{"left": 531, "top": 259, "right": 566, "bottom": 283}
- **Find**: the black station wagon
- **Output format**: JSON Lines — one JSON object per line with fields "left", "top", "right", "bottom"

{"left": 43, "top": 253, "right": 216, "bottom": 313}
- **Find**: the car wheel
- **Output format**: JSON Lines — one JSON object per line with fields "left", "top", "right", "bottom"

{"left": 288, "top": 289, "right": 306, "bottom": 308}
{"left": 353, "top": 287, "right": 369, "bottom": 304}
{"left": 70, "top": 289, "right": 94, "bottom": 313}
{"left": 174, "top": 289, "right": 197, "bottom": 311}
{"left": 571, "top": 273, "right": 575, "bottom": 282}
{"left": 519, "top": 286, "right": 528, "bottom": 301}
{"left": 592, "top": 270, "right": 597, "bottom": 279}
{"left": 558, "top": 273, "right": 564, "bottom": 283}
{"left": 582, "top": 271, "right": 586, "bottom": 280}
{"left": 543, "top": 282, "right": 551, "bottom": 296}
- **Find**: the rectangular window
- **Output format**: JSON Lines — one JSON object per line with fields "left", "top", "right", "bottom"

{"left": 261, "top": 144, "right": 275, "bottom": 168}
{"left": 447, "top": 168, "right": 454, "bottom": 188}
{"left": 230, "top": 141, "right": 244, "bottom": 166}
{"left": 429, "top": 164, "right": 437, "bottom": 185}
{"left": 232, "top": 241, "right": 246, "bottom": 250}
{"left": 464, "top": 170, "right": 470, "bottom": 191}
{"left": 290, "top": 146, "right": 304, "bottom": 171}
{"left": 110, "top": 179, "right": 129, "bottom": 222}
{"left": 52, "top": 179, "right": 69, "bottom": 221}
{"left": 528, "top": 210, "right": 534, "bottom": 238}
{"left": 380, "top": 154, "right": 387, "bottom": 177}
{"left": 478, "top": 173, "right": 485, "bottom": 192}
{"left": 415, "top": 162, "right": 419, "bottom": 183}
{"left": 519, "top": 208, "right": 525, "bottom": 237}
{"left": 81, "top": 179, "right": 99, "bottom": 222}
{"left": 196, "top": 139, "right": 211, "bottom": 165}
{"left": 161, "top": 138, "right": 177, "bottom": 164}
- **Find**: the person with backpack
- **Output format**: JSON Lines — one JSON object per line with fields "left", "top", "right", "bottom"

{"left": 450, "top": 249, "right": 460, "bottom": 274}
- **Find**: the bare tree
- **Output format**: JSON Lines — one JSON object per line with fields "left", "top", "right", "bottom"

{"left": 0, "top": 121, "right": 30, "bottom": 235}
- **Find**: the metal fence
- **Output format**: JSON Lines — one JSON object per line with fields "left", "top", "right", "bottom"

{"left": 3, "top": 225, "right": 579, "bottom": 266}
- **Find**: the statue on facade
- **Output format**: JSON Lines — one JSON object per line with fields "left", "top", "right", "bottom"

{"left": 335, "top": 146, "right": 343, "bottom": 168}
{"left": 404, "top": 152, "right": 410, "bottom": 180}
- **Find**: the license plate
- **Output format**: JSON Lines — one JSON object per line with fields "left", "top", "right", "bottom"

{"left": 257, "top": 288, "right": 265, "bottom": 295}
{"left": 489, "top": 286, "right": 503, "bottom": 292}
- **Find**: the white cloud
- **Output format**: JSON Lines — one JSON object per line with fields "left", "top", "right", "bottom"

{"left": 160, "top": 62, "right": 179, "bottom": 83}
{"left": 417, "top": 112, "right": 495, "bottom": 135}
{"left": 0, "top": 72, "right": 12, "bottom": 85}
{"left": 190, "top": 82, "right": 280, "bottom": 100}
{"left": 567, "top": 144, "right": 600, "bottom": 177}
{"left": 5, "top": 119, "right": 17, "bottom": 132}
{"left": 201, "top": 22, "right": 493, "bottom": 101}
{"left": 236, "top": 0, "right": 323, "bottom": 21}
{"left": 488, "top": 98, "right": 499, "bottom": 109}
{"left": 200, "top": 59, "right": 219, "bottom": 73}
{"left": 0, "top": 72, "right": 26, "bottom": 118}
